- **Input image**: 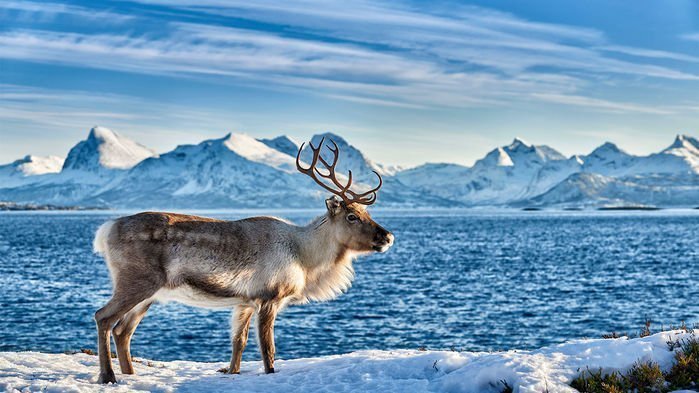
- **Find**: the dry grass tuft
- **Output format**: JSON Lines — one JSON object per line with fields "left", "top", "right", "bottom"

{"left": 572, "top": 332, "right": 699, "bottom": 392}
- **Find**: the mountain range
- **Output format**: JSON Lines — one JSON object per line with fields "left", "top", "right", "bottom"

{"left": 1, "top": 127, "right": 697, "bottom": 209}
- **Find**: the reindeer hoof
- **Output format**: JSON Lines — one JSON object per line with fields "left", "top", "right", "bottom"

{"left": 97, "top": 370, "right": 117, "bottom": 384}
{"left": 266, "top": 367, "right": 275, "bottom": 374}
{"left": 217, "top": 366, "right": 240, "bottom": 374}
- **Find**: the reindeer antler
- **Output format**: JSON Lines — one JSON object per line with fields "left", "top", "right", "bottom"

{"left": 296, "top": 137, "right": 382, "bottom": 206}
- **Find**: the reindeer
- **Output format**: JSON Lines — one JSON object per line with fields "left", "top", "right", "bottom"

{"left": 92, "top": 138, "right": 394, "bottom": 384}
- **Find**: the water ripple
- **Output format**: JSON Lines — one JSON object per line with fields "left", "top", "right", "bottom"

{"left": 0, "top": 210, "right": 697, "bottom": 362}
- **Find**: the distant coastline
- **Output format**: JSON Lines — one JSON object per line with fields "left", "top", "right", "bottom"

{"left": 3, "top": 204, "right": 698, "bottom": 214}
{"left": 0, "top": 201, "right": 106, "bottom": 211}
{"left": 597, "top": 205, "right": 662, "bottom": 211}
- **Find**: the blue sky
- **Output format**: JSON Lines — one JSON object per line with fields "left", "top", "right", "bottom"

{"left": 1, "top": 0, "right": 698, "bottom": 167}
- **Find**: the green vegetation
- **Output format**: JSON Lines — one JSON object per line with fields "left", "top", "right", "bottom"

{"left": 665, "top": 335, "right": 699, "bottom": 389}
{"left": 571, "top": 332, "right": 699, "bottom": 392}
{"left": 571, "top": 368, "right": 625, "bottom": 393}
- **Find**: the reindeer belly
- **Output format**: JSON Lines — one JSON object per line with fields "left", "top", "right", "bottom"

{"left": 156, "top": 258, "right": 307, "bottom": 308}
{"left": 155, "top": 263, "right": 254, "bottom": 309}
{"left": 152, "top": 286, "right": 249, "bottom": 309}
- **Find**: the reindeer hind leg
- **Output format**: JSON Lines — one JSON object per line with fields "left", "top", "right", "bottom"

{"left": 95, "top": 278, "right": 161, "bottom": 384}
{"left": 113, "top": 300, "right": 153, "bottom": 375}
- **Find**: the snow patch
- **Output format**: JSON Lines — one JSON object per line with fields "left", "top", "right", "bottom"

{"left": 0, "top": 331, "right": 692, "bottom": 392}
{"left": 258, "top": 135, "right": 300, "bottom": 157}
{"left": 173, "top": 179, "right": 214, "bottom": 196}
{"left": 222, "top": 133, "right": 297, "bottom": 172}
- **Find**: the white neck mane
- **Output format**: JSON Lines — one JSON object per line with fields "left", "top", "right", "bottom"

{"left": 295, "top": 214, "right": 356, "bottom": 303}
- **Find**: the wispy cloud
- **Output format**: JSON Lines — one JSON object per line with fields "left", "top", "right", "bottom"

{"left": 127, "top": 0, "right": 698, "bottom": 80}
{"left": 1, "top": 0, "right": 698, "bottom": 117}
{"left": 0, "top": 85, "right": 156, "bottom": 130}
{"left": 0, "top": 1, "right": 133, "bottom": 23}
{"left": 681, "top": 32, "right": 699, "bottom": 42}
{"left": 531, "top": 93, "right": 674, "bottom": 115}
{"left": 134, "top": 0, "right": 605, "bottom": 44}
{"left": 598, "top": 45, "right": 699, "bottom": 63}
{"left": 0, "top": 85, "right": 240, "bottom": 151}
{"left": 0, "top": 26, "right": 578, "bottom": 110}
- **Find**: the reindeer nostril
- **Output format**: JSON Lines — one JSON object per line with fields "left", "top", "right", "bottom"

{"left": 376, "top": 231, "right": 393, "bottom": 244}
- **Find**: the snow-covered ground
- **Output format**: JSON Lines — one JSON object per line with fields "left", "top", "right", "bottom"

{"left": 0, "top": 330, "right": 694, "bottom": 393}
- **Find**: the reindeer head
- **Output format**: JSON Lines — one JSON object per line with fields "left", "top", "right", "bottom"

{"left": 296, "top": 138, "right": 394, "bottom": 253}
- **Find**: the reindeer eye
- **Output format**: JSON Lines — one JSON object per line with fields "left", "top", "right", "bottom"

{"left": 346, "top": 213, "right": 359, "bottom": 223}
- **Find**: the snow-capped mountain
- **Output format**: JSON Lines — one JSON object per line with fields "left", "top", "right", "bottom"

{"left": 581, "top": 142, "right": 637, "bottom": 175}
{"left": 301, "top": 133, "right": 399, "bottom": 180}
{"left": 395, "top": 135, "right": 698, "bottom": 208}
{"left": 62, "top": 126, "right": 155, "bottom": 173}
{"left": 221, "top": 133, "right": 298, "bottom": 172}
{"left": 259, "top": 135, "right": 300, "bottom": 157}
{"left": 1, "top": 128, "right": 408, "bottom": 208}
{"left": 1, "top": 128, "right": 697, "bottom": 208}
{"left": 523, "top": 171, "right": 699, "bottom": 208}
{"left": 515, "top": 135, "right": 699, "bottom": 207}
{"left": 0, "top": 127, "right": 157, "bottom": 205}
{"left": 90, "top": 132, "right": 445, "bottom": 208}
{"left": 459, "top": 138, "right": 572, "bottom": 203}
{"left": 625, "top": 134, "right": 699, "bottom": 176}
{"left": 0, "top": 155, "right": 64, "bottom": 188}
{"left": 395, "top": 163, "right": 470, "bottom": 190}
{"left": 470, "top": 138, "right": 565, "bottom": 190}
{"left": 398, "top": 138, "right": 574, "bottom": 205}
{"left": 526, "top": 155, "right": 584, "bottom": 197}
{"left": 87, "top": 133, "right": 321, "bottom": 208}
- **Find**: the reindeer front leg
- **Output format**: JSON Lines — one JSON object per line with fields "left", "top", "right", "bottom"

{"left": 228, "top": 304, "right": 254, "bottom": 374}
{"left": 256, "top": 301, "right": 279, "bottom": 374}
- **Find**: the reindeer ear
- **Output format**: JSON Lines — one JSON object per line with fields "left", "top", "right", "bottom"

{"left": 325, "top": 196, "right": 343, "bottom": 215}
